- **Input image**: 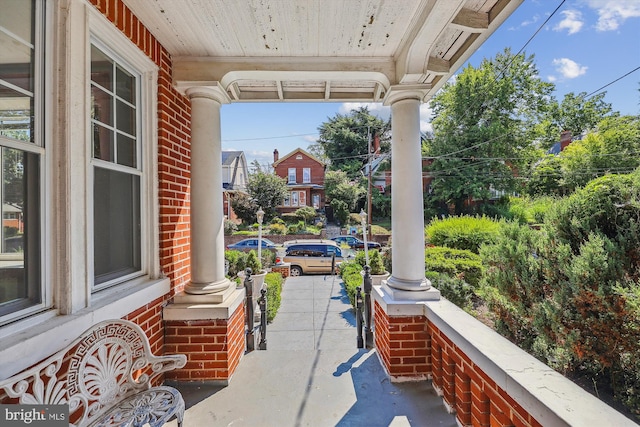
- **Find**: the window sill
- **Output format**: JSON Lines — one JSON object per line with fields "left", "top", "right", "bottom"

{"left": 0, "top": 276, "right": 170, "bottom": 379}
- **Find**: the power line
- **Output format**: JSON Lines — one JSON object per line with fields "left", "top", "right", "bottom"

{"left": 586, "top": 66, "right": 640, "bottom": 99}
{"left": 223, "top": 132, "right": 317, "bottom": 142}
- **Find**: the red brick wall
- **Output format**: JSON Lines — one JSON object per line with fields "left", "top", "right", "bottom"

{"left": 274, "top": 151, "right": 325, "bottom": 186}
{"left": 374, "top": 301, "right": 543, "bottom": 427}
{"left": 164, "top": 304, "right": 246, "bottom": 381}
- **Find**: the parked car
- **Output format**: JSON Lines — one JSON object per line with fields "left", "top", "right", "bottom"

{"left": 226, "top": 238, "right": 278, "bottom": 252}
{"left": 281, "top": 239, "right": 346, "bottom": 276}
{"left": 331, "top": 235, "right": 381, "bottom": 249}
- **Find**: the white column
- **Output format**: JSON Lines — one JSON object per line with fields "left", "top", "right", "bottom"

{"left": 383, "top": 87, "right": 439, "bottom": 300}
{"left": 184, "top": 87, "right": 231, "bottom": 295}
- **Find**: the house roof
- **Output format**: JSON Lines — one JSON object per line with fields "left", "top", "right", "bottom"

{"left": 222, "top": 151, "right": 244, "bottom": 166}
{"left": 273, "top": 148, "right": 325, "bottom": 168}
{"left": 123, "top": 0, "right": 523, "bottom": 103}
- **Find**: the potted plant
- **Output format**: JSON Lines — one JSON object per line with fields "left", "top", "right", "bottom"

{"left": 357, "top": 250, "right": 390, "bottom": 286}
{"left": 238, "top": 250, "right": 268, "bottom": 292}
{"left": 368, "top": 250, "right": 390, "bottom": 285}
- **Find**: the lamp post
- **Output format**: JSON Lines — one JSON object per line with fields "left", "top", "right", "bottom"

{"left": 256, "top": 207, "right": 265, "bottom": 262}
{"left": 360, "top": 209, "right": 369, "bottom": 266}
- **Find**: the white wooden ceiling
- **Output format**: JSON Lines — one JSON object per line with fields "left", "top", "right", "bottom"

{"left": 123, "top": 0, "right": 523, "bottom": 103}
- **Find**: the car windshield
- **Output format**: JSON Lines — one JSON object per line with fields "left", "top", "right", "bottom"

{"left": 262, "top": 239, "right": 276, "bottom": 246}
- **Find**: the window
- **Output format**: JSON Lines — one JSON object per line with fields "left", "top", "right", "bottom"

{"left": 299, "top": 191, "right": 306, "bottom": 206}
{"left": 288, "top": 168, "right": 296, "bottom": 184}
{"left": 0, "top": 0, "right": 44, "bottom": 322}
{"left": 283, "top": 194, "right": 290, "bottom": 206}
{"left": 303, "top": 168, "right": 310, "bottom": 183}
{"left": 291, "top": 191, "right": 299, "bottom": 206}
{"left": 90, "top": 44, "right": 143, "bottom": 289}
{"left": 312, "top": 194, "right": 320, "bottom": 208}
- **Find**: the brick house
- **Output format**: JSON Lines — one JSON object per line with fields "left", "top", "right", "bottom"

{"left": 272, "top": 148, "right": 325, "bottom": 213}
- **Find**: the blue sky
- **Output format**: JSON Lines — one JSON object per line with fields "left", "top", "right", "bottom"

{"left": 221, "top": 0, "right": 640, "bottom": 168}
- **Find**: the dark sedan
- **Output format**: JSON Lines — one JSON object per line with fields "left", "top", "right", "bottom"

{"left": 226, "top": 238, "right": 278, "bottom": 252}
{"left": 331, "top": 235, "right": 381, "bottom": 249}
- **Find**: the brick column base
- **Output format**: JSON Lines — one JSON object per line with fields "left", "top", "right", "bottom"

{"left": 374, "top": 300, "right": 430, "bottom": 380}
{"left": 163, "top": 287, "right": 245, "bottom": 383}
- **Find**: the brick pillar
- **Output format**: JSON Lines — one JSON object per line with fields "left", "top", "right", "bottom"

{"left": 164, "top": 302, "right": 245, "bottom": 382}
{"left": 456, "top": 371, "right": 472, "bottom": 425}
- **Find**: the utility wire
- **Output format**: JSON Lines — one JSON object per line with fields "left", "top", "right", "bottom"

{"left": 586, "top": 66, "right": 640, "bottom": 98}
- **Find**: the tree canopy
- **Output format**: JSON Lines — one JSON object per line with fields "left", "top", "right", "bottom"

{"left": 424, "top": 48, "right": 554, "bottom": 213}
{"left": 231, "top": 171, "right": 288, "bottom": 223}
{"left": 316, "top": 106, "right": 390, "bottom": 179}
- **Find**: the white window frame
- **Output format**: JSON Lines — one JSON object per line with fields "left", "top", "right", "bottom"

{"left": 303, "top": 167, "right": 311, "bottom": 183}
{"left": 0, "top": 2, "right": 168, "bottom": 381}
{"left": 313, "top": 194, "right": 320, "bottom": 208}
{"left": 283, "top": 194, "right": 290, "bottom": 207}
{"left": 291, "top": 191, "right": 299, "bottom": 206}
{"left": 288, "top": 167, "right": 296, "bottom": 184}
{"left": 299, "top": 191, "right": 306, "bottom": 206}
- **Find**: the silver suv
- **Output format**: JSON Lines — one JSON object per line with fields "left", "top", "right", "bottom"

{"left": 281, "top": 240, "right": 344, "bottom": 276}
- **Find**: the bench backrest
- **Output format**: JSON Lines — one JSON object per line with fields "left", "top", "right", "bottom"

{"left": 0, "top": 319, "right": 186, "bottom": 426}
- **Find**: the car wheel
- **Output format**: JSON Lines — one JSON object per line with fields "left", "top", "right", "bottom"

{"left": 290, "top": 266, "right": 303, "bottom": 276}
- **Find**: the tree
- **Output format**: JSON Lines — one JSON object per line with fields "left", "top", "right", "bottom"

{"left": 324, "top": 170, "right": 364, "bottom": 212}
{"left": 317, "top": 106, "right": 390, "bottom": 179}
{"left": 529, "top": 115, "right": 640, "bottom": 195}
{"left": 534, "top": 92, "right": 614, "bottom": 150}
{"left": 425, "top": 49, "right": 554, "bottom": 214}
{"left": 245, "top": 171, "right": 288, "bottom": 221}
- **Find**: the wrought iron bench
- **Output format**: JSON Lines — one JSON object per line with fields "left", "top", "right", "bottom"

{"left": 0, "top": 319, "right": 187, "bottom": 427}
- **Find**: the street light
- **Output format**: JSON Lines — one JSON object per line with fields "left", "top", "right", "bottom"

{"left": 359, "top": 209, "right": 369, "bottom": 266}
{"left": 256, "top": 207, "right": 265, "bottom": 262}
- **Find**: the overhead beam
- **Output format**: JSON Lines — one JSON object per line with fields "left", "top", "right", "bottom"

{"left": 451, "top": 8, "right": 489, "bottom": 32}
{"left": 426, "top": 57, "right": 450, "bottom": 75}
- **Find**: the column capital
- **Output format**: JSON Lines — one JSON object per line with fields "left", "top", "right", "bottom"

{"left": 181, "top": 83, "right": 231, "bottom": 104}
{"left": 383, "top": 84, "right": 431, "bottom": 106}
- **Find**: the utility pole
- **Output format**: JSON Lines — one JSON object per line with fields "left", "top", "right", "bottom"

{"left": 367, "top": 128, "right": 373, "bottom": 240}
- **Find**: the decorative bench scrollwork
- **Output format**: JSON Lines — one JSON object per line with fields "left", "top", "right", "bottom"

{"left": 0, "top": 319, "right": 187, "bottom": 427}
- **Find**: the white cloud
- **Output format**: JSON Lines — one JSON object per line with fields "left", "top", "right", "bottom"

{"left": 303, "top": 134, "right": 318, "bottom": 143}
{"left": 552, "top": 58, "right": 587, "bottom": 79}
{"left": 585, "top": 0, "right": 640, "bottom": 31}
{"left": 554, "top": 10, "right": 584, "bottom": 34}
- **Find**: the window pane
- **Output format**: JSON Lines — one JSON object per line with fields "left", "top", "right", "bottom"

{"left": 116, "top": 134, "right": 136, "bottom": 168}
{"left": 116, "top": 65, "right": 135, "bottom": 104}
{"left": 115, "top": 99, "right": 135, "bottom": 136}
{"left": 91, "top": 85, "right": 113, "bottom": 125}
{"left": 0, "top": 0, "right": 34, "bottom": 43}
{"left": 91, "top": 45, "right": 112, "bottom": 91}
{"left": 93, "top": 167, "right": 141, "bottom": 285}
{"left": 92, "top": 122, "right": 114, "bottom": 161}
{"left": 0, "top": 148, "right": 40, "bottom": 317}
{"left": 0, "top": 32, "right": 34, "bottom": 93}
{"left": 0, "top": 85, "right": 33, "bottom": 142}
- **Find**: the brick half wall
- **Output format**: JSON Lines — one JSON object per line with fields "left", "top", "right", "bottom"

{"left": 164, "top": 303, "right": 245, "bottom": 382}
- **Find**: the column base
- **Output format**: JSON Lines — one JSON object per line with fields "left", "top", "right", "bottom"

{"left": 184, "top": 277, "right": 233, "bottom": 296}
{"left": 163, "top": 287, "right": 246, "bottom": 382}
{"left": 382, "top": 279, "right": 440, "bottom": 301}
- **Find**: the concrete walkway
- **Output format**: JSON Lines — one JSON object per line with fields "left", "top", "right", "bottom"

{"left": 169, "top": 275, "right": 457, "bottom": 427}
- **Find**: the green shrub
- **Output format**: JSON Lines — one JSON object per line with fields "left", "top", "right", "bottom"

{"left": 245, "top": 250, "right": 262, "bottom": 273}
{"left": 425, "top": 246, "right": 483, "bottom": 287}
{"left": 354, "top": 249, "right": 385, "bottom": 275}
{"left": 225, "top": 250, "right": 246, "bottom": 277}
{"left": 370, "top": 225, "right": 390, "bottom": 235}
{"left": 340, "top": 261, "right": 364, "bottom": 308}
{"left": 429, "top": 272, "right": 474, "bottom": 310}
{"left": 426, "top": 215, "right": 500, "bottom": 253}
{"left": 295, "top": 206, "right": 317, "bottom": 224}
{"left": 268, "top": 223, "right": 286, "bottom": 235}
{"left": 382, "top": 248, "right": 392, "bottom": 274}
{"left": 281, "top": 212, "right": 299, "bottom": 224}
{"left": 264, "top": 272, "right": 283, "bottom": 323}
{"left": 270, "top": 217, "right": 285, "bottom": 225}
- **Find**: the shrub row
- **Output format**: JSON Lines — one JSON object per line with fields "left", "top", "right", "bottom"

{"left": 425, "top": 215, "right": 500, "bottom": 253}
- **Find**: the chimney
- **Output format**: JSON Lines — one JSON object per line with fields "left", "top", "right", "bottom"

{"left": 273, "top": 149, "right": 279, "bottom": 162}
{"left": 373, "top": 132, "right": 380, "bottom": 155}
{"left": 560, "top": 131, "right": 572, "bottom": 151}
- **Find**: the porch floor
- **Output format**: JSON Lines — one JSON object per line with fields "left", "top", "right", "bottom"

{"left": 167, "top": 275, "right": 456, "bottom": 427}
